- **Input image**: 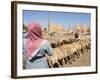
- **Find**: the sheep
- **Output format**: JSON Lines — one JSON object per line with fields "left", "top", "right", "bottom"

{"left": 47, "top": 38, "right": 91, "bottom": 68}
{"left": 47, "top": 42, "right": 59, "bottom": 67}
{"left": 48, "top": 42, "right": 64, "bottom": 67}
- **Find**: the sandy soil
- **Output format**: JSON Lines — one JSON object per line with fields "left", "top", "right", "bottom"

{"left": 63, "top": 50, "right": 91, "bottom": 67}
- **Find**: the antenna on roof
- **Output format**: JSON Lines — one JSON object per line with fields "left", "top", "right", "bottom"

{"left": 48, "top": 11, "right": 50, "bottom": 33}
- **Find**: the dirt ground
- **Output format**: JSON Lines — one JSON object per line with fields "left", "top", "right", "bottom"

{"left": 63, "top": 50, "right": 91, "bottom": 67}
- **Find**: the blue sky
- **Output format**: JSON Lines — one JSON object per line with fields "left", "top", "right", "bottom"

{"left": 23, "top": 10, "right": 91, "bottom": 28}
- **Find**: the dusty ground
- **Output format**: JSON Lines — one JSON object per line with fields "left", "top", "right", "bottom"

{"left": 63, "top": 50, "right": 91, "bottom": 67}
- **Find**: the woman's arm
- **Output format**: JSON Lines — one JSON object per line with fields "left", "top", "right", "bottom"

{"left": 45, "top": 42, "right": 53, "bottom": 56}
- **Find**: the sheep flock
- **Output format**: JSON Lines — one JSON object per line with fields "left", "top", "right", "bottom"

{"left": 46, "top": 38, "right": 91, "bottom": 68}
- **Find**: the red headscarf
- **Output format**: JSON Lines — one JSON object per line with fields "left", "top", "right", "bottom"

{"left": 26, "top": 22, "right": 46, "bottom": 60}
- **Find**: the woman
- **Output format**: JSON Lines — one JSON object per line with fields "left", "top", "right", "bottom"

{"left": 24, "top": 22, "right": 53, "bottom": 69}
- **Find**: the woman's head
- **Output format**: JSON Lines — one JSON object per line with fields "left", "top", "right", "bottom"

{"left": 28, "top": 22, "right": 43, "bottom": 41}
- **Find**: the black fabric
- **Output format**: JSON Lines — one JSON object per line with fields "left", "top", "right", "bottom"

{"left": 29, "top": 54, "right": 45, "bottom": 62}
